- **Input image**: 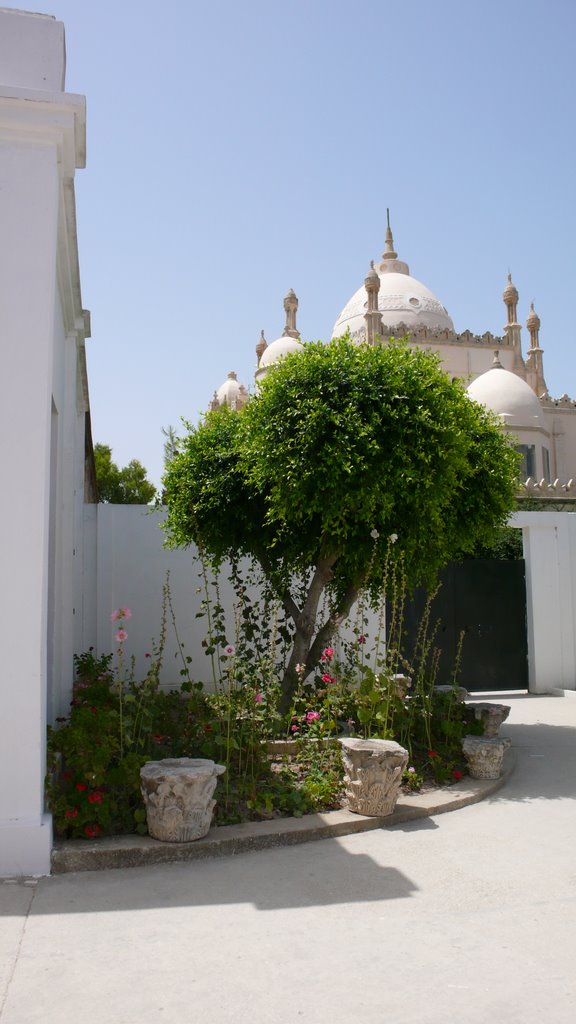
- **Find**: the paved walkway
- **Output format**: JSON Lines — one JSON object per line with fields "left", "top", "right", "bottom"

{"left": 1, "top": 693, "right": 576, "bottom": 1024}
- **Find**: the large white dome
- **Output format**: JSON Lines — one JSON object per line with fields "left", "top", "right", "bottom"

{"left": 333, "top": 269, "right": 454, "bottom": 339}
{"left": 467, "top": 365, "right": 546, "bottom": 431}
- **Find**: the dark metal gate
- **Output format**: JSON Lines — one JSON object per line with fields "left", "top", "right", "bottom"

{"left": 400, "top": 559, "right": 528, "bottom": 692}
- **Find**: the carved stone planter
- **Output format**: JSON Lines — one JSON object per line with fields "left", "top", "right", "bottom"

{"left": 471, "top": 702, "right": 510, "bottom": 738}
{"left": 461, "top": 735, "right": 511, "bottom": 780}
{"left": 338, "top": 738, "right": 408, "bottom": 816}
{"left": 140, "top": 758, "right": 225, "bottom": 842}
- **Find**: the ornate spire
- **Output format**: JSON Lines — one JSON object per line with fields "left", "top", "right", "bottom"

{"left": 282, "top": 288, "right": 300, "bottom": 339}
{"left": 503, "top": 272, "right": 519, "bottom": 324}
{"left": 255, "top": 329, "right": 267, "bottom": 362}
{"left": 492, "top": 350, "right": 503, "bottom": 369}
{"left": 525, "top": 302, "right": 547, "bottom": 397}
{"left": 377, "top": 210, "right": 410, "bottom": 275}
{"left": 382, "top": 208, "right": 398, "bottom": 261}
{"left": 502, "top": 272, "right": 524, "bottom": 375}
{"left": 364, "top": 260, "right": 383, "bottom": 345}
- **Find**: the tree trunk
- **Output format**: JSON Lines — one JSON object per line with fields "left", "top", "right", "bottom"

{"left": 277, "top": 561, "right": 361, "bottom": 715}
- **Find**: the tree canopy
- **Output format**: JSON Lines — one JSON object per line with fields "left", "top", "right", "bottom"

{"left": 94, "top": 443, "right": 156, "bottom": 505}
{"left": 162, "top": 336, "right": 520, "bottom": 709}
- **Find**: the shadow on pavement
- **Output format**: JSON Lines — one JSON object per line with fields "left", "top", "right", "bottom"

{"left": 1, "top": 839, "right": 420, "bottom": 917}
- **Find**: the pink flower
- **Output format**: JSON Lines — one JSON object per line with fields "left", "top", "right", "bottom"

{"left": 321, "top": 673, "right": 336, "bottom": 685}
{"left": 224, "top": 644, "right": 236, "bottom": 656}
{"left": 111, "top": 607, "right": 132, "bottom": 621}
{"left": 357, "top": 635, "right": 366, "bottom": 645}
{"left": 255, "top": 692, "right": 263, "bottom": 704}
{"left": 323, "top": 646, "right": 334, "bottom": 660}
{"left": 290, "top": 724, "right": 299, "bottom": 733}
{"left": 306, "top": 711, "right": 320, "bottom": 723}
{"left": 115, "top": 629, "right": 128, "bottom": 643}
{"left": 295, "top": 663, "right": 305, "bottom": 675}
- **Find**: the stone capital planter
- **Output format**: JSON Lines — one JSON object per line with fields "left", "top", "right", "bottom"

{"left": 140, "top": 758, "right": 225, "bottom": 842}
{"left": 462, "top": 735, "right": 511, "bottom": 780}
{"left": 339, "top": 738, "right": 408, "bottom": 817}
{"left": 471, "top": 702, "right": 510, "bottom": 738}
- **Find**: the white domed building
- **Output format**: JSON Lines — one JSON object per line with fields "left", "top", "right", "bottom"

{"left": 211, "top": 214, "right": 576, "bottom": 495}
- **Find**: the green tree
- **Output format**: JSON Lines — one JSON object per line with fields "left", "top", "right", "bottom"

{"left": 162, "top": 336, "right": 520, "bottom": 711}
{"left": 94, "top": 443, "right": 156, "bottom": 505}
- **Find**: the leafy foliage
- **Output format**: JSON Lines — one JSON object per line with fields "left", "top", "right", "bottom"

{"left": 162, "top": 337, "right": 520, "bottom": 709}
{"left": 94, "top": 443, "right": 156, "bottom": 504}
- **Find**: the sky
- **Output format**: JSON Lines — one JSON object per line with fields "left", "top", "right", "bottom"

{"left": 42, "top": 0, "right": 576, "bottom": 490}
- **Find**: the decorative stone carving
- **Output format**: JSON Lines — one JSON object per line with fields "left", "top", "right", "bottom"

{"left": 339, "top": 738, "right": 408, "bottom": 816}
{"left": 472, "top": 702, "right": 510, "bottom": 737}
{"left": 140, "top": 758, "right": 225, "bottom": 842}
{"left": 462, "top": 736, "right": 511, "bottom": 780}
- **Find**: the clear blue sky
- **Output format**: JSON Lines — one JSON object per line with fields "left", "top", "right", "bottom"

{"left": 46, "top": 0, "right": 576, "bottom": 490}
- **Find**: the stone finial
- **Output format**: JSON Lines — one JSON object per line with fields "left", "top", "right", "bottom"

{"left": 364, "top": 260, "right": 380, "bottom": 296}
{"left": 282, "top": 288, "right": 300, "bottom": 339}
{"left": 503, "top": 271, "right": 519, "bottom": 325}
{"left": 256, "top": 329, "right": 268, "bottom": 361}
{"left": 492, "top": 350, "right": 503, "bottom": 368}
{"left": 526, "top": 302, "right": 541, "bottom": 333}
{"left": 382, "top": 207, "right": 398, "bottom": 261}
{"left": 364, "top": 261, "right": 383, "bottom": 345}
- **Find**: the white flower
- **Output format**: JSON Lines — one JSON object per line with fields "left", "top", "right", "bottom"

{"left": 390, "top": 533, "right": 398, "bottom": 544}
{"left": 224, "top": 644, "right": 236, "bottom": 656}
{"left": 370, "top": 529, "right": 379, "bottom": 540}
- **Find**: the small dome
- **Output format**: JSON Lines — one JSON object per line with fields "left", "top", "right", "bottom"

{"left": 214, "top": 370, "right": 249, "bottom": 410}
{"left": 503, "top": 273, "right": 518, "bottom": 305}
{"left": 467, "top": 365, "right": 546, "bottom": 431}
{"left": 257, "top": 335, "right": 304, "bottom": 370}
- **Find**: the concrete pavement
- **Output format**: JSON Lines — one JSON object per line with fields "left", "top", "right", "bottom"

{"left": 1, "top": 693, "right": 575, "bottom": 1024}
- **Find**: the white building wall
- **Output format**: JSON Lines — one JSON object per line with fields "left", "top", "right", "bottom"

{"left": 0, "top": 10, "right": 89, "bottom": 876}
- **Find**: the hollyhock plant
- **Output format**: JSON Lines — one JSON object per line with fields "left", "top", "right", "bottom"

{"left": 111, "top": 607, "right": 132, "bottom": 621}
{"left": 115, "top": 629, "right": 128, "bottom": 643}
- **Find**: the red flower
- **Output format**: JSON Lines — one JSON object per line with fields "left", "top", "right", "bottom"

{"left": 152, "top": 734, "right": 167, "bottom": 742}
{"left": 88, "top": 791, "right": 104, "bottom": 804}
{"left": 322, "top": 673, "right": 336, "bottom": 685}
{"left": 75, "top": 783, "right": 87, "bottom": 792}
{"left": 65, "top": 808, "right": 79, "bottom": 819}
{"left": 62, "top": 770, "right": 73, "bottom": 781}
{"left": 85, "top": 824, "right": 100, "bottom": 838}
{"left": 357, "top": 635, "right": 366, "bottom": 645}
{"left": 452, "top": 769, "right": 463, "bottom": 780}
{"left": 427, "top": 750, "right": 438, "bottom": 759}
